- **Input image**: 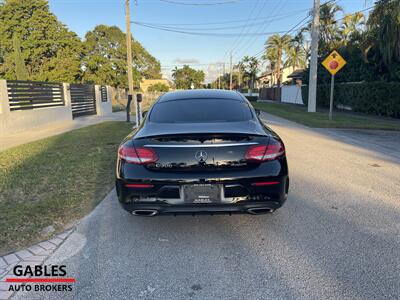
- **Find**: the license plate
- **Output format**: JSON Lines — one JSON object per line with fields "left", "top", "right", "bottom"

{"left": 183, "top": 184, "right": 221, "bottom": 204}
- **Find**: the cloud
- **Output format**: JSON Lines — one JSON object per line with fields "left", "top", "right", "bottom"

{"left": 163, "top": 61, "right": 226, "bottom": 83}
{"left": 173, "top": 58, "right": 200, "bottom": 64}
{"left": 204, "top": 62, "right": 225, "bottom": 83}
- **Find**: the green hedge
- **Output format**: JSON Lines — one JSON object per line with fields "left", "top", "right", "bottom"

{"left": 302, "top": 82, "right": 400, "bottom": 118}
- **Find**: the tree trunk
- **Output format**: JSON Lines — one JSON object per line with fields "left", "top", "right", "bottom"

{"left": 277, "top": 49, "right": 281, "bottom": 87}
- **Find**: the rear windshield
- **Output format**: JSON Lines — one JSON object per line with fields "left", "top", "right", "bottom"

{"left": 149, "top": 99, "right": 252, "bottom": 123}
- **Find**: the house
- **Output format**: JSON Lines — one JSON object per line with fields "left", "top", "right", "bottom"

{"left": 257, "top": 66, "right": 303, "bottom": 87}
{"left": 286, "top": 69, "right": 305, "bottom": 85}
{"left": 140, "top": 79, "right": 172, "bottom": 92}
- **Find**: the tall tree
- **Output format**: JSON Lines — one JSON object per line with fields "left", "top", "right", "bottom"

{"left": 0, "top": 0, "right": 83, "bottom": 82}
{"left": 12, "top": 35, "right": 29, "bottom": 80}
{"left": 235, "top": 61, "right": 245, "bottom": 88}
{"left": 172, "top": 65, "right": 205, "bottom": 89}
{"left": 264, "top": 34, "right": 291, "bottom": 86}
{"left": 241, "top": 56, "right": 259, "bottom": 90}
{"left": 318, "top": 2, "right": 344, "bottom": 53}
{"left": 284, "top": 47, "right": 306, "bottom": 70}
{"left": 284, "top": 34, "right": 307, "bottom": 71}
{"left": 82, "top": 25, "right": 161, "bottom": 88}
{"left": 341, "top": 12, "right": 365, "bottom": 43}
{"left": 367, "top": 0, "right": 400, "bottom": 67}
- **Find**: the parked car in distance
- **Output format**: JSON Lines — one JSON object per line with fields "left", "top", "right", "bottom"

{"left": 116, "top": 89, "right": 289, "bottom": 216}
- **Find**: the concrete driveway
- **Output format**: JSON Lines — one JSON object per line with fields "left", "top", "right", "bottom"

{"left": 14, "top": 113, "right": 400, "bottom": 299}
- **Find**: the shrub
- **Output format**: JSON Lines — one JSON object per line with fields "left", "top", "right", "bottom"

{"left": 147, "top": 83, "right": 169, "bottom": 92}
{"left": 302, "top": 82, "right": 400, "bottom": 118}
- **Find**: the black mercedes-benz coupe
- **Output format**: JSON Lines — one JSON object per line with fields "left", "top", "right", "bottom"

{"left": 115, "top": 90, "right": 289, "bottom": 216}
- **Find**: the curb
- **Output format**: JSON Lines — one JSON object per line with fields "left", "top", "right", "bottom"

{"left": 0, "top": 228, "right": 74, "bottom": 300}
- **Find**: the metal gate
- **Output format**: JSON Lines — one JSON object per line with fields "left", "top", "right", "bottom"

{"left": 259, "top": 87, "right": 281, "bottom": 101}
{"left": 70, "top": 84, "right": 96, "bottom": 118}
{"left": 7, "top": 80, "right": 64, "bottom": 111}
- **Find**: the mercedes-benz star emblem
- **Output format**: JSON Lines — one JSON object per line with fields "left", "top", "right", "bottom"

{"left": 195, "top": 150, "right": 208, "bottom": 162}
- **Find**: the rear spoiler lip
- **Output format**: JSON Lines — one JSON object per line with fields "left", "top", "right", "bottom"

{"left": 142, "top": 142, "right": 260, "bottom": 147}
{"left": 133, "top": 132, "right": 269, "bottom": 140}
{"left": 133, "top": 120, "right": 269, "bottom": 139}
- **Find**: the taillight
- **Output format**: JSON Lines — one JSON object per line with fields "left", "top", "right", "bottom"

{"left": 245, "top": 139, "right": 285, "bottom": 162}
{"left": 245, "top": 145, "right": 268, "bottom": 161}
{"left": 251, "top": 181, "right": 280, "bottom": 186}
{"left": 125, "top": 183, "right": 154, "bottom": 188}
{"left": 118, "top": 144, "right": 158, "bottom": 164}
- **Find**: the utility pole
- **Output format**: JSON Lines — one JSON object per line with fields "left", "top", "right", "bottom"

{"left": 307, "top": 0, "right": 320, "bottom": 113}
{"left": 238, "top": 68, "right": 241, "bottom": 88}
{"left": 125, "top": 0, "right": 136, "bottom": 124}
{"left": 229, "top": 52, "right": 233, "bottom": 90}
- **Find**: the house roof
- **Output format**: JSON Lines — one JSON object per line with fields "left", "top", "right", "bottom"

{"left": 287, "top": 69, "right": 305, "bottom": 79}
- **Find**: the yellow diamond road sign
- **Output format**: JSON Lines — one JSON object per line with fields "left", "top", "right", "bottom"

{"left": 322, "top": 50, "right": 346, "bottom": 75}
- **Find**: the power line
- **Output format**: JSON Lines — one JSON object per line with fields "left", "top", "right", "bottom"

{"left": 231, "top": 0, "right": 273, "bottom": 56}
{"left": 134, "top": 20, "right": 288, "bottom": 32}
{"left": 333, "top": 5, "right": 375, "bottom": 23}
{"left": 250, "top": 14, "right": 311, "bottom": 60}
{"left": 235, "top": 0, "right": 289, "bottom": 59}
{"left": 161, "top": 62, "right": 239, "bottom": 73}
{"left": 134, "top": 9, "right": 310, "bottom": 26}
{"left": 161, "top": 63, "right": 219, "bottom": 68}
{"left": 133, "top": 22, "right": 290, "bottom": 37}
{"left": 134, "top": 12, "right": 308, "bottom": 31}
{"left": 159, "top": 0, "right": 241, "bottom": 5}
{"left": 228, "top": 0, "right": 260, "bottom": 53}
{"left": 247, "top": 0, "right": 338, "bottom": 60}
{"left": 232, "top": 0, "right": 337, "bottom": 59}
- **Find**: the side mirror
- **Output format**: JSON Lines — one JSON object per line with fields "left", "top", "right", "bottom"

{"left": 142, "top": 111, "right": 147, "bottom": 118}
{"left": 255, "top": 109, "right": 261, "bottom": 116}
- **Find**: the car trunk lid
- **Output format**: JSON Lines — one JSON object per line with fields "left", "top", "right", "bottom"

{"left": 133, "top": 133, "right": 270, "bottom": 172}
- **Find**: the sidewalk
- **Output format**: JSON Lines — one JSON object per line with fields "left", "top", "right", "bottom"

{"left": 0, "top": 112, "right": 131, "bottom": 151}
{"left": 0, "top": 229, "right": 74, "bottom": 300}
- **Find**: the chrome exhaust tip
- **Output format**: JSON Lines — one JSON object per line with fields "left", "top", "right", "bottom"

{"left": 132, "top": 210, "right": 158, "bottom": 216}
{"left": 247, "top": 208, "right": 274, "bottom": 215}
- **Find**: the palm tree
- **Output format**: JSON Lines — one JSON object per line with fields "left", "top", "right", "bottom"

{"left": 262, "top": 49, "right": 277, "bottom": 85}
{"left": 242, "top": 56, "right": 259, "bottom": 92}
{"left": 367, "top": 0, "right": 400, "bottom": 66}
{"left": 284, "top": 32, "right": 308, "bottom": 71}
{"left": 293, "top": 29, "right": 310, "bottom": 57}
{"left": 341, "top": 12, "right": 365, "bottom": 43}
{"left": 284, "top": 47, "right": 306, "bottom": 70}
{"left": 319, "top": 2, "right": 344, "bottom": 52}
{"left": 234, "top": 61, "right": 245, "bottom": 88}
{"left": 264, "top": 34, "right": 291, "bottom": 86}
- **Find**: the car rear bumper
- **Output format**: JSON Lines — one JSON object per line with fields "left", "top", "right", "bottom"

{"left": 116, "top": 175, "right": 288, "bottom": 215}
{"left": 120, "top": 202, "right": 282, "bottom": 216}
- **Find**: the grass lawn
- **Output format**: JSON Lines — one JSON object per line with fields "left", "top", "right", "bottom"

{"left": 252, "top": 102, "right": 400, "bottom": 130}
{"left": 0, "top": 121, "right": 132, "bottom": 255}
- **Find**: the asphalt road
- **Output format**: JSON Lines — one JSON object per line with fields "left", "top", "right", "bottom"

{"left": 15, "top": 113, "right": 400, "bottom": 299}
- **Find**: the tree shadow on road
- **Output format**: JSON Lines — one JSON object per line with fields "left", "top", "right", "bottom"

{"left": 57, "top": 180, "right": 399, "bottom": 300}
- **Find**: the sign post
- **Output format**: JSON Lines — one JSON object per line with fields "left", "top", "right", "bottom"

{"left": 329, "top": 74, "right": 334, "bottom": 120}
{"left": 136, "top": 93, "right": 142, "bottom": 127}
{"left": 126, "top": 94, "right": 132, "bottom": 123}
{"left": 322, "top": 50, "right": 346, "bottom": 121}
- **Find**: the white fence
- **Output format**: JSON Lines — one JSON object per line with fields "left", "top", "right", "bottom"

{"left": 281, "top": 85, "right": 304, "bottom": 105}
{"left": 0, "top": 80, "right": 113, "bottom": 136}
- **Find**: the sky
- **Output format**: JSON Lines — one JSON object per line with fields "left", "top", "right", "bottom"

{"left": 48, "top": 0, "right": 369, "bottom": 82}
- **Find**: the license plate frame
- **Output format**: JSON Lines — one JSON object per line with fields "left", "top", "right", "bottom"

{"left": 183, "top": 184, "right": 221, "bottom": 204}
